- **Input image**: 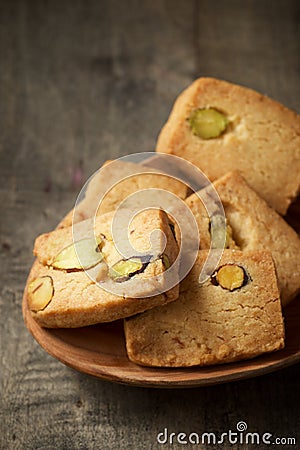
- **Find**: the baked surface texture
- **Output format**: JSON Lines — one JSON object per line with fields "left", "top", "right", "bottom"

{"left": 27, "top": 209, "right": 179, "bottom": 327}
{"left": 185, "top": 171, "right": 300, "bottom": 306}
{"left": 125, "top": 250, "right": 285, "bottom": 367}
{"left": 156, "top": 77, "right": 300, "bottom": 214}
{"left": 58, "top": 159, "right": 188, "bottom": 229}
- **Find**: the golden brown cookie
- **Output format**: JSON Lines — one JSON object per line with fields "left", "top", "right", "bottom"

{"left": 58, "top": 159, "right": 189, "bottom": 228}
{"left": 185, "top": 171, "right": 300, "bottom": 305}
{"left": 27, "top": 209, "right": 179, "bottom": 327}
{"left": 156, "top": 77, "right": 300, "bottom": 214}
{"left": 125, "top": 250, "right": 285, "bottom": 367}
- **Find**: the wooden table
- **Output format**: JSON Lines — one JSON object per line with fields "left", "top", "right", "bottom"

{"left": 1, "top": 1, "right": 299, "bottom": 448}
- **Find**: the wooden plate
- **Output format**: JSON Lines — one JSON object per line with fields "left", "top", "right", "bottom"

{"left": 22, "top": 199, "right": 300, "bottom": 388}
{"left": 22, "top": 290, "right": 300, "bottom": 388}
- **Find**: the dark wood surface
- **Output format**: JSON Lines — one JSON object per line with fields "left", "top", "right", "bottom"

{"left": 1, "top": 1, "right": 299, "bottom": 448}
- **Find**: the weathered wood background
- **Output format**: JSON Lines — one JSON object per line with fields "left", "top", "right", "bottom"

{"left": 1, "top": 0, "right": 299, "bottom": 448}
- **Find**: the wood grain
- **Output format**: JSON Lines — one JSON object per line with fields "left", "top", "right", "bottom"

{"left": 1, "top": 0, "right": 300, "bottom": 449}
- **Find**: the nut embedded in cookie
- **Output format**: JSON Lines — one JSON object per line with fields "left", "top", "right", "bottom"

{"left": 185, "top": 170, "right": 300, "bottom": 305}
{"left": 28, "top": 208, "right": 180, "bottom": 327}
{"left": 52, "top": 236, "right": 103, "bottom": 270}
{"left": 124, "top": 250, "right": 285, "bottom": 367}
{"left": 213, "top": 264, "right": 248, "bottom": 291}
{"left": 109, "top": 256, "right": 151, "bottom": 283}
{"left": 27, "top": 276, "right": 54, "bottom": 312}
{"left": 156, "top": 77, "right": 300, "bottom": 214}
{"left": 189, "top": 107, "right": 229, "bottom": 139}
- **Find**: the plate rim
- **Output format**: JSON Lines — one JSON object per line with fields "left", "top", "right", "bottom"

{"left": 22, "top": 290, "right": 300, "bottom": 388}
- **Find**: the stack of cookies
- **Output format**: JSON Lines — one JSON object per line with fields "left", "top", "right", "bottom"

{"left": 25, "top": 78, "right": 300, "bottom": 368}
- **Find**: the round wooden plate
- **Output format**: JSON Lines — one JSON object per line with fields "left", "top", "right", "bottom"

{"left": 22, "top": 200, "right": 300, "bottom": 388}
{"left": 22, "top": 286, "right": 300, "bottom": 389}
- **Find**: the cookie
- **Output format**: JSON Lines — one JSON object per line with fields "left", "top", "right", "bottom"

{"left": 27, "top": 209, "right": 179, "bottom": 327}
{"left": 173, "top": 191, "right": 237, "bottom": 250}
{"left": 186, "top": 171, "right": 300, "bottom": 305}
{"left": 58, "top": 159, "right": 189, "bottom": 229}
{"left": 156, "top": 77, "right": 300, "bottom": 214}
{"left": 124, "top": 250, "right": 285, "bottom": 367}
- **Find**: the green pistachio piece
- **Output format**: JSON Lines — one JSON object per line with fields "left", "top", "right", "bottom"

{"left": 189, "top": 108, "right": 228, "bottom": 139}
{"left": 109, "top": 256, "right": 150, "bottom": 282}
{"left": 52, "top": 236, "right": 103, "bottom": 270}
{"left": 28, "top": 276, "right": 54, "bottom": 311}
{"left": 213, "top": 264, "right": 247, "bottom": 291}
{"left": 210, "top": 214, "right": 231, "bottom": 249}
{"left": 161, "top": 254, "right": 171, "bottom": 269}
